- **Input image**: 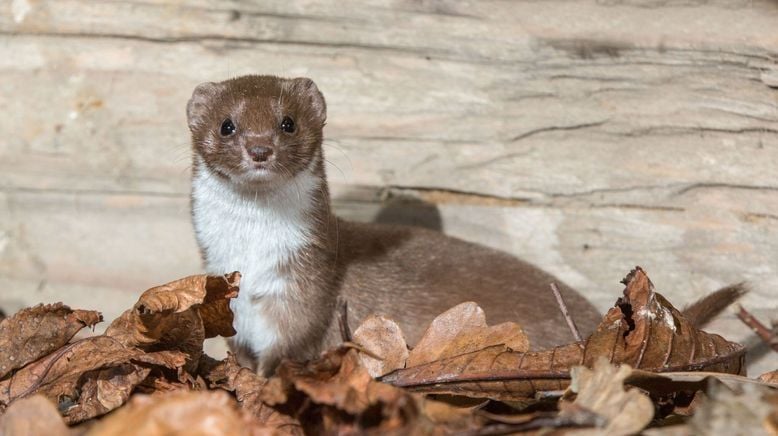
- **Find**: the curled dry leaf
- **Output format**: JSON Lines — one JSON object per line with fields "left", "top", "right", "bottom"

{"left": 561, "top": 358, "right": 654, "bottom": 436}
{"left": 353, "top": 315, "right": 409, "bottom": 377}
{"left": 277, "top": 347, "right": 403, "bottom": 415}
{"left": 199, "top": 353, "right": 302, "bottom": 434}
{"left": 85, "top": 390, "right": 262, "bottom": 436}
{"left": 406, "top": 302, "right": 529, "bottom": 368}
{"left": 583, "top": 267, "right": 746, "bottom": 373}
{"left": 0, "top": 335, "right": 187, "bottom": 422}
{"left": 274, "top": 346, "right": 422, "bottom": 434}
{"left": 62, "top": 363, "right": 151, "bottom": 424}
{"left": 0, "top": 303, "right": 102, "bottom": 379}
{"left": 381, "top": 267, "right": 745, "bottom": 401}
{"left": 0, "top": 395, "right": 69, "bottom": 436}
{"left": 105, "top": 272, "right": 240, "bottom": 369}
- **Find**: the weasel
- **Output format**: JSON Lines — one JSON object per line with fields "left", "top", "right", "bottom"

{"left": 188, "top": 75, "right": 602, "bottom": 375}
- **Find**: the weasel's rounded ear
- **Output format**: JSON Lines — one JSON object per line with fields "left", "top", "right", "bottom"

{"left": 187, "top": 82, "right": 220, "bottom": 132}
{"left": 291, "top": 77, "right": 326, "bottom": 125}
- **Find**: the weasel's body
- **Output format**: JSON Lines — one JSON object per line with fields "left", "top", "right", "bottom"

{"left": 188, "top": 75, "right": 601, "bottom": 375}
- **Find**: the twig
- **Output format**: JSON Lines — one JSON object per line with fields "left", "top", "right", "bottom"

{"left": 550, "top": 283, "right": 584, "bottom": 344}
{"left": 341, "top": 341, "right": 382, "bottom": 360}
{"left": 337, "top": 297, "right": 352, "bottom": 343}
{"left": 736, "top": 305, "right": 778, "bottom": 352}
{"left": 456, "top": 410, "right": 600, "bottom": 435}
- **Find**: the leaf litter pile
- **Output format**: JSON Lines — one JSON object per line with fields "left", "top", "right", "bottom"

{"left": 0, "top": 267, "right": 776, "bottom": 435}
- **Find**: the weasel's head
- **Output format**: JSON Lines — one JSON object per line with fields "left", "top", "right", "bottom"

{"left": 187, "top": 75, "right": 326, "bottom": 186}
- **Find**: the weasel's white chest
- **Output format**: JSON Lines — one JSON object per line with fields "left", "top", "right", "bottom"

{"left": 191, "top": 168, "right": 318, "bottom": 355}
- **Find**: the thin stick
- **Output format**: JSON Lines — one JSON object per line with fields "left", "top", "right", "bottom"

{"left": 337, "top": 297, "right": 352, "bottom": 343}
{"left": 550, "top": 283, "right": 584, "bottom": 344}
{"left": 736, "top": 305, "right": 778, "bottom": 352}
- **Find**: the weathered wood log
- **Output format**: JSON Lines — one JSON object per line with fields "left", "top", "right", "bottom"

{"left": 0, "top": 0, "right": 776, "bottom": 373}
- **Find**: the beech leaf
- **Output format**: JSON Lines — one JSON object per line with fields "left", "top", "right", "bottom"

{"left": 381, "top": 267, "right": 745, "bottom": 400}
{"left": 105, "top": 272, "right": 240, "bottom": 369}
{"left": 0, "top": 395, "right": 69, "bottom": 436}
{"left": 0, "top": 303, "right": 102, "bottom": 379}
{"left": 406, "top": 302, "right": 529, "bottom": 368}
{"left": 0, "top": 335, "right": 186, "bottom": 418}
{"left": 84, "top": 390, "right": 263, "bottom": 436}
{"left": 353, "top": 315, "right": 409, "bottom": 377}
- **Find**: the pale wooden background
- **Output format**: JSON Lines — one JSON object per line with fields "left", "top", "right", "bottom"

{"left": 0, "top": 0, "right": 776, "bottom": 372}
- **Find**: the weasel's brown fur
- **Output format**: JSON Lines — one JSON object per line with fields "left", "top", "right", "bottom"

{"left": 188, "top": 75, "right": 602, "bottom": 375}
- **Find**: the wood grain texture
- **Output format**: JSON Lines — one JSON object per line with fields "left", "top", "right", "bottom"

{"left": 0, "top": 0, "right": 776, "bottom": 371}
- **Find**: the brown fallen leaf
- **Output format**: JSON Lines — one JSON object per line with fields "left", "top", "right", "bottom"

{"left": 353, "top": 315, "right": 409, "bottom": 377}
{"left": 84, "top": 390, "right": 263, "bottom": 436}
{"left": 0, "top": 395, "right": 69, "bottom": 436}
{"left": 105, "top": 272, "right": 240, "bottom": 370}
{"left": 277, "top": 347, "right": 397, "bottom": 415}
{"left": 0, "top": 335, "right": 186, "bottom": 420}
{"left": 585, "top": 267, "right": 746, "bottom": 373}
{"left": 61, "top": 363, "right": 151, "bottom": 424}
{"left": 626, "top": 369, "right": 778, "bottom": 395}
{"left": 381, "top": 267, "right": 745, "bottom": 401}
{"left": 689, "top": 379, "right": 778, "bottom": 435}
{"left": 561, "top": 357, "right": 654, "bottom": 436}
{"left": 199, "top": 353, "right": 302, "bottom": 434}
{"left": 0, "top": 303, "right": 102, "bottom": 379}
{"left": 759, "top": 370, "right": 778, "bottom": 385}
{"left": 406, "top": 302, "right": 529, "bottom": 368}
{"left": 274, "top": 346, "right": 423, "bottom": 434}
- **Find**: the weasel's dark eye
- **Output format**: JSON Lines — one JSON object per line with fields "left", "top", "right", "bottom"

{"left": 220, "top": 119, "right": 236, "bottom": 136}
{"left": 280, "top": 116, "right": 295, "bottom": 133}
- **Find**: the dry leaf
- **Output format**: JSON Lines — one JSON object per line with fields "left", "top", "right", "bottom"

{"left": 0, "top": 335, "right": 186, "bottom": 420}
{"left": 0, "top": 395, "right": 69, "bottom": 436}
{"left": 759, "top": 370, "right": 778, "bottom": 385}
{"left": 381, "top": 267, "right": 745, "bottom": 400}
{"left": 105, "top": 273, "right": 240, "bottom": 369}
{"left": 85, "top": 390, "right": 263, "bottom": 436}
{"left": 562, "top": 358, "right": 654, "bottom": 436}
{"left": 353, "top": 315, "right": 409, "bottom": 377}
{"left": 583, "top": 267, "right": 746, "bottom": 373}
{"left": 199, "top": 354, "right": 301, "bottom": 433}
{"left": 420, "top": 397, "right": 483, "bottom": 431}
{"left": 690, "top": 380, "right": 778, "bottom": 435}
{"left": 626, "top": 370, "right": 778, "bottom": 394}
{"left": 278, "top": 347, "right": 386, "bottom": 415}
{"left": 61, "top": 363, "right": 151, "bottom": 424}
{"left": 406, "top": 302, "right": 529, "bottom": 368}
{"left": 275, "top": 347, "right": 420, "bottom": 434}
{"left": 0, "top": 303, "right": 102, "bottom": 379}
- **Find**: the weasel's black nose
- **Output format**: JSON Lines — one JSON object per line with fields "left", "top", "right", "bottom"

{"left": 248, "top": 146, "right": 274, "bottom": 163}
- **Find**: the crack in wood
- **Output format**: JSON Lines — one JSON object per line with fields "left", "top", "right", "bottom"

{"left": 0, "top": 30, "right": 445, "bottom": 59}
{"left": 510, "top": 120, "right": 610, "bottom": 142}
{"left": 674, "top": 182, "right": 778, "bottom": 196}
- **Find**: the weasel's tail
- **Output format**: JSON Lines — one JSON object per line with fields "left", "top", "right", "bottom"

{"left": 682, "top": 283, "right": 749, "bottom": 328}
